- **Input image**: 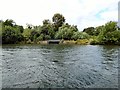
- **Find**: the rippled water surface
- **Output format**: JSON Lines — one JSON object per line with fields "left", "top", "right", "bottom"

{"left": 1, "top": 44, "right": 120, "bottom": 88}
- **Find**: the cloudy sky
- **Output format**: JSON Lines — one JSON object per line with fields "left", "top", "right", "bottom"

{"left": 0, "top": 0, "right": 119, "bottom": 31}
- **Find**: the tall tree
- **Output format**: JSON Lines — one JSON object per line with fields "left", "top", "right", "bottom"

{"left": 3, "top": 19, "right": 15, "bottom": 27}
{"left": 52, "top": 13, "right": 65, "bottom": 31}
{"left": 43, "top": 19, "right": 51, "bottom": 25}
{"left": 104, "top": 21, "right": 117, "bottom": 33}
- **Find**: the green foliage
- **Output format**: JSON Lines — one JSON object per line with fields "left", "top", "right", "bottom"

{"left": 37, "top": 34, "right": 44, "bottom": 41}
{"left": 30, "top": 30, "right": 39, "bottom": 41}
{"left": 55, "top": 24, "right": 78, "bottom": 40}
{"left": 0, "top": 22, "right": 3, "bottom": 44}
{"left": 81, "top": 32, "right": 90, "bottom": 39}
{"left": 52, "top": 13, "right": 65, "bottom": 31}
{"left": 40, "top": 23, "right": 55, "bottom": 40}
{"left": 22, "top": 28, "right": 31, "bottom": 41}
{"left": 94, "top": 25, "right": 104, "bottom": 36}
{"left": 72, "top": 32, "right": 81, "bottom": 40}
{"left": 0, "top": 22, "right": 3, "bottom": 36}
{"left": 43, "top": 19, "right": 51, "bottom": 25}
{"left": 83, "top": 26, "right": 105, "bottom": 36}
{"left": 90, "top": 40, "right": 100, "bottom": 45}
{"left": 104, "top": 21, "right": 117, "bottom": 33}
{"left": 83, "top": 27, "right": 95, "bottom": 36}
{"left": 3, "top": 19, "right": 15, "bottom": 27}
{"left": 72, "top": 32, "right": 89, "bottom": 40}
{"left": 101, "top": 30, "right": 120, "bottom": 44}
{"left": 94, "top": 21, "right": 120, "bottom": 45}
{"left": 2, "top": 16, "right": 120, "bottom": 45}
{"left": 2, "top": 20, "right": 24, "bottom": 44}
{"left": 45, "top": 35, "right": 51, "bottom": 40}
{"left": 2, "top": 26, "right": 23, "bottom": 44}
{"left": 26, "top": 24, "right": 33, "bottom": 29}
{"left": 17, "top": 26, "right": 24, "bottom": 33}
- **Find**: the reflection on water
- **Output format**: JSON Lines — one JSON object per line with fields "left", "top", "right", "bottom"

{"left": 2, "top": 44, "right": 120, "bottom": 88}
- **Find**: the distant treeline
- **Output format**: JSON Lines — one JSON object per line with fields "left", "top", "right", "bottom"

{"left": 0, "top": 13, "right": 120, "bottom": 45}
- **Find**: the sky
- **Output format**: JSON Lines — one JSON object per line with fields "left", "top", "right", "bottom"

{"left": 0, "top": 0, "right": 119, "bottom": 31}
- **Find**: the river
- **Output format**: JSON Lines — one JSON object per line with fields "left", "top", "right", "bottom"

{"left": 1, "top": 44, "right": 120, "bottom": 88}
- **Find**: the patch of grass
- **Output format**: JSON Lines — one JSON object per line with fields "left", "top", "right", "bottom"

{"left": 63, "top": 40, "right": 77, "bottom": 44}
{"left": 76, "top": 39, "right": 90, "bottom": 45}
{"left": 62, "top": 39, "right": 90, "bottom": 45}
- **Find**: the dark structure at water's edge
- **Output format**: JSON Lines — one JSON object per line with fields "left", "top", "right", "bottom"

{"left": 47, "top": 40, "right": 62, "bottom": 44}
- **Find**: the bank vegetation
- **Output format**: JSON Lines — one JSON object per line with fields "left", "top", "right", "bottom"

{"left": 0, "top": 13, "right": 120, "bottom": 45}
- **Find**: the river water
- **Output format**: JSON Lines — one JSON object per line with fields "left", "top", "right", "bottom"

{"left": 1, "top": 44, "right": 120, "bottom": 88}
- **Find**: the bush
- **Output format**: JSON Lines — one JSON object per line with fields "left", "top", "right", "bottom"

{"left": 90, "top": 40, "right": 100, "bottom": 45}
{"left": 55, "top": 24, "right": 78, "bottom": 40}
{"left": 37, "top": 34, "right": 44, "bottom": 41}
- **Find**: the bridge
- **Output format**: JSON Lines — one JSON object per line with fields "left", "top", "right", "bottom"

{"left": 47, "top": 40, "right": 61, "bottom": 44}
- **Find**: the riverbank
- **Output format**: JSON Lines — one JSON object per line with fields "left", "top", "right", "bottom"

{"left": 11, "top": 39, "right": 120, "bottom": 46}
{"left": 16, "top": 39, "right": 90, "bottom": 45}
{"left": 18, "top": 39, "right": 120, "bottom": 46}
{"left": 62, "top": 39, "right": 90, "bottom": 45}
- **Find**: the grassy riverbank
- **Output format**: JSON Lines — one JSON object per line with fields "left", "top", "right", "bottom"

{"left": 62, "top": 39, "right": 90, "bottom": 45}
{"left": 16, "top": 39, "right": 90, "bottom": 45}
{"left": 3, "top": 38, "right": 117, "bottom": 46}
{"left": 2, "top": 38, "right": 120, "bottom": 46}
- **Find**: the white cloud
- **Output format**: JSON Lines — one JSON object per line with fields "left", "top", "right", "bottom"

{"left": 100, "top": 10, "right": 118, "bottom": 21}
{"left": 0, "top": 0, "right": 119, "bottom": 31}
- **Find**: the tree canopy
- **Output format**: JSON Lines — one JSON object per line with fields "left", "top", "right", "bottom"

{"left": 1, "top": 13, "right": 120, "bottom": 45}
{"left": 52, "top": 13, "right": 65, "bottom": 31}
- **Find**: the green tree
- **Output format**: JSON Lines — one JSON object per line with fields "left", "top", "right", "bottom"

{"left": 3, "top": 19, "right": 15, "bottom": 27}
{"left": 2, "top": 26, "right": 23, "bottom": 44}
{"left": 104, "top": 21, "right": 117, "bottom": 33}
{"left": 94, "top": 25, "right": 104, "bottom": 36}
{"left": 0, "top": 21, "right": 3, "bottom": 44}
{"left": 83, "top": 27, "right": 95, "bottom": 36}
{"left": 22, "top": 28, "right": 32, "bottom": 41}
{"left": 71, "top": 32, "right": 81, "bottom": 40}
{"left": 43, "top": 19, "right": 51, "bottom": 25}
{"left": 2, "top": 20, "right": 24, "bottom": 44}
{"left": 26, "top": 24, "right": 33, "bottom": 29}
{"left": 97, "top": 21, "right": 119, "bottom": 44}
{"left": 30, "top": 29, "right": 40, "bottom": 41}
{"left": 55, "top": 24, "right": 78, "bottom": 40}
{"left": 0, "top": 21, "right": 3, "bottom": 36}
{"left": 18, "top": 26, "right": 24, "bottom": 33}
{"left": 40, "top": 20, "right": 55, "bottom": 40}
{"left": 52, "top": 13, "right": 65, "bottom": 31}
{"left": 37, "top": 34, "right": 44, "bottom": 41}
